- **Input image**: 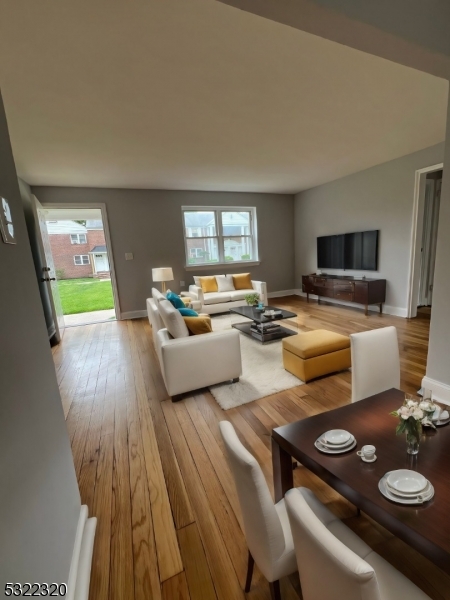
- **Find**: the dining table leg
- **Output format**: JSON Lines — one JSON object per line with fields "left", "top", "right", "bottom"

{"left": 272, "top": 437, "right": 294, "bottom": 502}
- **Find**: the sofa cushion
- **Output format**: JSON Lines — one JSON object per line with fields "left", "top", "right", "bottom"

{"left": 178, "top": 307, "right": 198, "bottom": 317}
{"left": 229, "top": 288, "right": 254, "bottom": 301}
{"left": 166, "top": 290, "right": 185, "bottom": 309}
{"left": 216, "top": 274, "right": 235, "bottom": 292}
{"left": 203, "top": 292, "right": 232, "bottom": 305}
{"left": 183, "top": 315, "right": 212, "bottom": 335}
{"left": 158, "top": 299, "right": 190, "bottom": 338}
{"left": 232, "top": 273, "right": 252, "bottom": 290}
{"left": 199, "top": 276, "right": 218, "bottom": 293}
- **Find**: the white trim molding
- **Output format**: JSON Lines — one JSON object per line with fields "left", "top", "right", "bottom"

{"left": 121, "top": 310, "right": 147, "bottom": 320}
{"left": 67, "top": 505, "right": 97, "bottom": 600}
{"left": 296, "top": 291, "right": 407, "bottom": 317}
{"left": 267, "top": 289, "right": 296, "bottom": 298}
{"left": 421, "top": 376, "right": 450, "bottom": 406}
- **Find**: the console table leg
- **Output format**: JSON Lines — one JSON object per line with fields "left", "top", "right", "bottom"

{"left": 379, "top": 303, "right": 383, "bottom": 314}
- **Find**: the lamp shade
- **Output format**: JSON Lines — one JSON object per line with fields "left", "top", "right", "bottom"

{"left": 152, "top": 267, "right": 174, "bottom": 282}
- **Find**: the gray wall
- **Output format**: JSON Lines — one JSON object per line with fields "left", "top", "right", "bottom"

{"left": 426, "top": 101, "right": 450, "bottom": 389}
{"left": 294, "top": 143, "right": 445, "bottom": 313}
{"left": 32, "top": 187, "right": 295, "bottom": 315}
{"left": 0, "top": 93, "right": 80, "bottom": 583}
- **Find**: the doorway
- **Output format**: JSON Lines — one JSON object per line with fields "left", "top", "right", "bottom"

{"left": 39, "top": 203, "right": 120, "bottom": 326}
{"left": 406, "top": 163, "right": 443, "bottom": 319}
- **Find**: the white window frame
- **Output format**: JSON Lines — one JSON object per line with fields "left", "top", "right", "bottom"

{"left": 74, "top": 254, "right": 90, "bottom": 265}
{"left": 182, "top": 206, "right": 259, "bottom": 268}
{"left": 70, "top": 233, "right": 87, "bottom": 245}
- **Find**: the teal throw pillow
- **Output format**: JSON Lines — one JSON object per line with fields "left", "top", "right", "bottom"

{"left": 178, "top": 308, "right": 198, "bottom": 317}
{"left": 166, "top": 291, "right": 185, "bottom": 309}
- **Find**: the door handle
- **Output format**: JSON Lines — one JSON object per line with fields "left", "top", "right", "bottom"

{"left": 41, "top": 277, "right": 56, "bottom": 282}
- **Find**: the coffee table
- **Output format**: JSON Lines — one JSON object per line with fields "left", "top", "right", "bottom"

{"left": 229, "top": 305, "right": 297, "bottom": 343}
{"left": 271, "top": 388, "right": 450, "bottom": 574}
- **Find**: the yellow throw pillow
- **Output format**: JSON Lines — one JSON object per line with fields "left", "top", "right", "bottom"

{"left": 183, "top": 315, "right": 212, "bottom": 335}
{"left": 232, "top": 273, "right": 252, "bottom": 290}
{"left": 199, "top": 276, "right": 218, "bottom": 293}
{"left": 181, "top": 297, "right": 192, "bottom": 306}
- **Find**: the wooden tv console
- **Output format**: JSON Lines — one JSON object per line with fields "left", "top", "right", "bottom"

{"left": 302, "top": 274, "right": 386, "bottom": 315}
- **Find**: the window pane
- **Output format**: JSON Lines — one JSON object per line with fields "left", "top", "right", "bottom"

{"left": 221, "top": 211, "right": 250, "bottom": 236}
{"left": 223, "top": 236, "right": 253, "bottom": 261}
{"left": 74, "top": 256, "right": 81, "bottom": 264}
{"left": 186, "top": 238, "right": 219, "bottom": 264}
{"left": 184, "top": 211, "right": 216, "bottom": 237}
{"left": 79, "top": 234, "right": 87, "bottom": 244}
{"left": 71, "top": 234, "right": 78, "bottom": 244}
{"left": 82, "top": 255, "right": 90, "bottom": 264}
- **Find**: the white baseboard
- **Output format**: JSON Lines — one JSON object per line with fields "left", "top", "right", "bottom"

{"left": 120, "top": 310, "right": 147, "bottom": 320}
{"left": 67, "top": 505, "right": 97, "bottom": 600}
{"left": 267, "top": 289, "right": 296, "bottom": 298}
{"left": 421, "top": 376, "right": 450, "bottom": 406}
{"left": 295, "top": 291, "right": 407, "bottom": 318}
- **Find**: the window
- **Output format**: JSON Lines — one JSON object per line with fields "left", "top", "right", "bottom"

{"left": 70, "top": 233, "right": 87, "bottom": 244}
{"left": 182, "top": 207, "right": 258, "bottom": 266}
{"left": 74, "top": 255, "right": 90, "bottom": 265}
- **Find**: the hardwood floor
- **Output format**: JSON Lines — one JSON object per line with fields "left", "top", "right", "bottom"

{"left": 53, "top": 297, "right": 450, "bottom": 600}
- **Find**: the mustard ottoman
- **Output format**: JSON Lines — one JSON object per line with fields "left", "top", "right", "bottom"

{"left": 282, "top": 329, "right": 351, "bottom": 382}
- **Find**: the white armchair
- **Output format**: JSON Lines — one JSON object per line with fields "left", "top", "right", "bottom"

{"left": 156, "top": 329, "right": 242, "bottom": 398}
{"left": 147, "top": 295, "right": 242, "bottom": 400}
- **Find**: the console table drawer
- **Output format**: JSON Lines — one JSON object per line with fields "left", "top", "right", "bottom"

{"left": 318, "top": 287, "right": 335, "bottom": 298}
{"left": 334, "top": 290, "right": 354, "bottom": 302}
{"left": 334, "top": 283, "right": 353, "bottom": 293}
{"left": 314, "top": 278, "right": 334, "bottom": 288}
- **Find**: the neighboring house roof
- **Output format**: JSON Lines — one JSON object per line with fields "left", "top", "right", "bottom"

{"left": 90, "top": 245, "right": 107, "bottom": 253}
{"left": 46, "top": 220, "right": 87, "bottom": 234}
{"left": 86, "top": 219, "right": 103, "bottom": 230}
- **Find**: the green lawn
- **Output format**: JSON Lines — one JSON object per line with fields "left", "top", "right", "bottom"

{"left": 58, "top": 278, "right": 114, "bottom": 315}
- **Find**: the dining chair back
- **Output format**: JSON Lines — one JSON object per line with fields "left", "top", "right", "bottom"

{"left": 219, "top": 421, "right": 296, "bottom": 598}
{"left": 350, "top": 326, "right": 400, "bottom": 403}
{"left": 285, "top": 488, "right": 431, "bottom": 600}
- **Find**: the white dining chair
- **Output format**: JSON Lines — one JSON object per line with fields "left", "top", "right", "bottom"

{"left": 285, "top": 487, "right": 431, "bottom": 600}
{"left": 350, "top": 326, "right": 400, "bottom": 403}
{"left": 220, "top": 421, "right": 347, "bottom": 600}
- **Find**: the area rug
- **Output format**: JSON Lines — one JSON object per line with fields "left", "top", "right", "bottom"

{"left": 208, "top": 314, "right": 304, "bottom": 410}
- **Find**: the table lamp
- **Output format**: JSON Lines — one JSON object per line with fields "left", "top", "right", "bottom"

{"left": 152, "top": 267, "right": 174, "bottom": 293}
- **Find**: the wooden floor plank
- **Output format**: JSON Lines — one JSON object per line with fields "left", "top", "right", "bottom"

{"left": 177, "top": 523, "right": 217, "bottom": 600}
{"left": 127, "top": 321, "right": 183, "bottom": 582}
{"left": 161, "top": 572, "right": 191, "bottom": 600}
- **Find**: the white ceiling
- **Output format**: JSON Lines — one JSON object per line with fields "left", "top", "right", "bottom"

{"left": 0, "top": 0, "right": 447, "bottom": 194}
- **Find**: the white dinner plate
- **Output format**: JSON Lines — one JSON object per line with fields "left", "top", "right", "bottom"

{"left": 314, "top": 438, "right": 357, "bottom": 454}
{"left": 386, "top": 480, "right": 432, "bottom": 498}
{"left": 386, "top": 469, "right": 427, "bottom": 494}
{"left": 324, "top": 429, "right": 352, "bottom": 445}
{"left": 318, "top": 434, "right": 355, "bottom": 449}
{"left": 379, "top": 474, "right": 434, "bottom": 505}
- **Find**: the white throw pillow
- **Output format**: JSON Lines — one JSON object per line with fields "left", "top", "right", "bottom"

{"left": 193, "top": 276, "right": 201, "bottom": 287}
{"left": 158, "top": 299, "right": 189, "bottom": 338}
{"left": 216, "top": 274, "right": 235, "bottom": 292}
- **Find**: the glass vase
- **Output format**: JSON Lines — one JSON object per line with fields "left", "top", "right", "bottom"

{"left": 406, "top": 431, "right": 419, "bottom": 455}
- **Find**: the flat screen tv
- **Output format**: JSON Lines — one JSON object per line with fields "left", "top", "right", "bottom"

{"left": 317, "top": 230, "right": 379, "bottom": 271}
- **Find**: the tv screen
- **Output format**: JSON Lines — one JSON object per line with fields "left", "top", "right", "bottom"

{"left": 317, "top": 230, "right": 379, "bottom": 270}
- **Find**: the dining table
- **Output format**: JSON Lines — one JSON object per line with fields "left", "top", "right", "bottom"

{"left": 271, "top": 388, "right": 450, "bottom": 574}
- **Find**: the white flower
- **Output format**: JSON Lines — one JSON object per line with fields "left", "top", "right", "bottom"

{"left": 419, "top": 401, "right": 430, "bottom": 411}
{"left": 398, "top": 406, "right": 411, "bottom": 419}
{"left": 406, "top": 400, "right": 417, "bottom": 408}
{"left": 412, "top": 408, "right": 424, "bottom": 420}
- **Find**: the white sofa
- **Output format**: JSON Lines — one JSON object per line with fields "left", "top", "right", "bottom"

{"left": 147, "top": 288, "right": 242, "bottom": 400}
{"left": 186, "top": 276, "right": 267, "bottom": 315}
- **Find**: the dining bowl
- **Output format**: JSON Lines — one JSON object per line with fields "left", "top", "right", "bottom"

{"left": 386, "top": 469, "right": 427, "bottom": 493}
{"left": 324, "top": 429, "right": 351, "bottom": 445}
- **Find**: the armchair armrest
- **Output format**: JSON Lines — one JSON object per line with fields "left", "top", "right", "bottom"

{"left": 188, "top": 284, "right": 204, "bottom": 304}
{"left": 159, "top": 329, "right": 242, "bottom": 396}
{"left": 251, "top": 280, "right": 267, "bottom": 304}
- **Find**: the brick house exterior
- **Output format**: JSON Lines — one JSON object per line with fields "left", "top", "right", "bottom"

{"left": 48, "top": 220, "right": 108, "bottom": 279}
